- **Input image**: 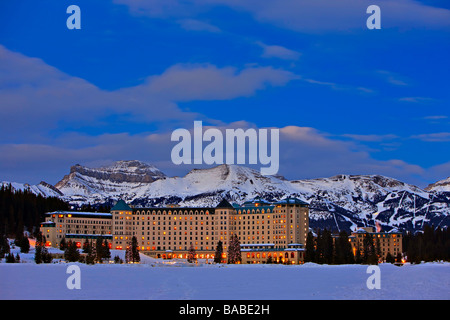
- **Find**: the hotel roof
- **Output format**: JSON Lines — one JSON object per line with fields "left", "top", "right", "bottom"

{"left": 215, "top": 199, "right": 234, "bottom": 209}
{"left": 111, "top": 199, "right": 132, "bottom": 211}
{"left": 45, "top": 211, "right": 112, "bottom": 218}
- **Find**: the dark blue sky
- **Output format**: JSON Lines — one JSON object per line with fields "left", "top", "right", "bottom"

{"left": 0, "top": 0, "right": 449, "bottom": 187}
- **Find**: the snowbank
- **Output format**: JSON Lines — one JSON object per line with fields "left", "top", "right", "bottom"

{"left": 1, "top": 253, "right": 448, "bottom": 300}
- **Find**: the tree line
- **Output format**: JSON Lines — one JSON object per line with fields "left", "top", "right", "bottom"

{"left": 0, "top": 184, "right": 69, "bottom": 238}
{"left": 304, "top": 229, "right": 403, "bottom": 265}
{"left": 304, "top": 225, "right": 449, "bottom": 265}
{"left": 305, "top": 230, "right": 362, "bottom": 265}
{"left": 403, "top": 224, "right": 450, "bottom": 263}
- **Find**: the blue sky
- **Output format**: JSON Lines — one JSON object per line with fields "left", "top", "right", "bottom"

{"left": 0, "top": 0, "right": 449, "bottom": 187}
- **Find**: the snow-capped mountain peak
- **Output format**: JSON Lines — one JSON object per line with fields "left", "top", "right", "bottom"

{"left": 53, "top": 160, "right": 166, "bottom": 198}
{"left": 3, "top": 161, "right": 449, "bottom": 232}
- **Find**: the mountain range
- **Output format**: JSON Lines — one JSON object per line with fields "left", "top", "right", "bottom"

{"left": 2, "top": 160, "right": 449, "bottom": 233}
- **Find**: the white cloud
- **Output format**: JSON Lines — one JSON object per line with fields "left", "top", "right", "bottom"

{"left": 256, "top": 41, "right": 301, "bottom": 60}
{"left": 376, "top": 70, "right": 410, "bottom": 86}
{"left": 0, "top": 115, "right": 441, "bottom": 188}
{"left": 115, "top": 0, "right": 450, "bottom": 32}
{"left": 0, "top": 122, "right": 425, "bottom": 184}
{"left": 0, "top": 46, "right": 298, "bottom": 138}
{"left": 129, "top": 63, "right": 299, "bottom": 101}
{"left": 423, "top": 115, "right": 448, "bottom": 120}
{"left": 277, "top": 125, "right": 427, "bottom": 185}
{"left": 0, "top": 46, "right": 299, "bottom": 183}
{"left": 411, "top": 132, "right": 450, "bottom": 142}
{"left": 211, "top": 0, "right": 450, "bottom": 32}
{"left": 113, "top": 0, "right": 202, "bottom": 18}
{"left": 399, "top": 97, "right": 435, "bottom": 103}
{"left": 341, "top": 134, "right": 398, "bottom": 142}
{"left": 177, "top": 19, "right": 221, "bottom": 33}
{"left": 0, "top": 45, "right": 445, "bottom": 188}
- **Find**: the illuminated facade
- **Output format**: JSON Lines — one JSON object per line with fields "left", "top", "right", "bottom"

{"left": 349, "top": 227, "right": 403, "bottom": 261}
{"left": 41, "top": 196, "right": 309, "bottom": 264}
{"left": 40, "top": 211, "right": 112, "bottom": 248}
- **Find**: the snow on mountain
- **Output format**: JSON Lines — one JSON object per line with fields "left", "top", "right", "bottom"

{"left": 289, "top": 174, "right": 443, "bottom": 232}
{"left": 426, "top": 177, "right": 450, "bottom": 192}
{"left": 1, "top": 180, "right": 63, "bottom": 198}
{"left": 53, "top": 160, "right": 166, "bottom": 203}
{"left": 141, "top": 164, "right": 298, "bottom": 207}
{"left": 3, "top": 161, "right": 449, "bottom": 232}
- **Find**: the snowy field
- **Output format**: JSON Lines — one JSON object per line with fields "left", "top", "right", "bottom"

{"left": 0, "top": 249, "right": 449, "bottom": 300}
{"left": 2, "top": 261, "right": 450, "bottom": 300}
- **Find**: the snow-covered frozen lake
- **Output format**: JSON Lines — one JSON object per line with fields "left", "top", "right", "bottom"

{"left": 0, "top": 249, "right": 449, "bottom": 300}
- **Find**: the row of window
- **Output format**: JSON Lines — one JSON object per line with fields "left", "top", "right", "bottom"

{"left": 56, "top": 219, "right": 110, "bottom": 224}
{"left": 130, "top": 223, "right": 288, "bottom": 230}
{"left": 246, "top": 252, "right": 298, "bottom": 259}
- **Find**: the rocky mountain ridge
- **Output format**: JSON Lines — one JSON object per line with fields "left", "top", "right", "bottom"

{"left": 2, "top": 160, "right": 449, "bottom": 233}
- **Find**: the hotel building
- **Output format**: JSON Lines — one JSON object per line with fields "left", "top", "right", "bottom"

{"left": 41, "top": 196, "right": 309, "bottom": 264}
{"left": 349, "top": 227, "right": 402, "bottom": 261}
{"left": 40, "top": 211, "right": 112, "bottom": 248}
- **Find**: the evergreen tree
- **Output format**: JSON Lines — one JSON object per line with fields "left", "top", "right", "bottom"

{"left": 334, "top": 231, "right": 353, "bottom": 264}
{"left": 18, "top": 235, "right": 30, "bottom": 253}
{"left": 0, "top": 234, "right": 10, "bottom": 259}
{"left": 103, "top": 239, "right": 111, "bottom": 261}
{"left": 114, "top": 255, "right": 123, "bottom": 264}
{"left": 304, "top": 231, "right": 316, "bottom": 263}
{"left": 315, "top": 229, "right": 324, "bottom": 263}
{"left": 5, "top": 252, "right": 15, "bottom": 263}
{"left": 375, "top": 236, "right": 381, "bottom": 262}
{"left": 385, "top": 252, "right": 395, "bottom": 263}
{"left": 423, "top": 224, "right": 438, "bottom": 262}
{"left": 125, "top": 236, "right": 140, "bottom": 264}
{"left": 322, "top": 229, "right": 334, "bottom": 264}
{"left": 187, "top": 244, "right": 197, "bottom": 263}
{"left": 403, "top": 225, "right": 450, "bottom": 263}
{"left": 35, "top": 242, "right": 42, "bottom": 264}
{"left": 34, "top": 232, "right": 45, "bottom": 264}
{"left": 406, "top": 233, "right": 419, "bottom": 263}
{"left": 7, "top": 205, "right": 15, "bottom": 236}
{"left": 41, "top": 245, "right": 53, "bottom": 263}
{"left": 82, "top": 240, "right": 89, "bottom": 253}
{"left": 0, "top": 184, "right": 69, "bottom": 239}
{"left": 227, "top": 234, "right": 241, "bottom": 264}
{"left": 125, "top": 245, "right": 132, "bottom": 263}
{"left": 342, "top": 231, "right": 355, "bottom": 264}
{"left": 15, "top": 207, "right": 24, "bottom": 238}
{"left": 214, "top": 240, "right": 223, "bottom": 263}
{"left": 60, "top": 237, "right": 67, "bottom": 251}
{"left": 34, "top": 231, "right": 52, "bottom": 263}
{"left": 362, "top": 233, "right": 378, "bottom": 265}
{"left": 131, "top": 236, "right": 140, "bottom": 263}
{"left": 314, "top": 229, "right": 334, "bottom": 264}
{"left": 85, "top": 240, "right": 96, "bottom": 265}
{"left": 64, "top": 240, "right": 80, "bottom": 262}
{"left": 95, "top": 236, "right": 104, "bottom": 263}
{"left": 355, "top": 242, "right": 362, "bottom": 264}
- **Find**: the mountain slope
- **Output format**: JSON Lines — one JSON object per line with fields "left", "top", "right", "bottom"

{"left": 140, "top": 164, "right": 298, "bottom": 206}
{"left": 426, "top": 177, "right": 450, "bottom": 192}
{"left": 1, "top": 181, "right": 63, "bottom": 198}
{"left": 54, "top": 160, "right": 166, "bottom": 202}
{"left": 3, "top": 161, "right": 449, "bottom": 232}
{"left": 290, "top": 174, "right": 447, "bottom": 233}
